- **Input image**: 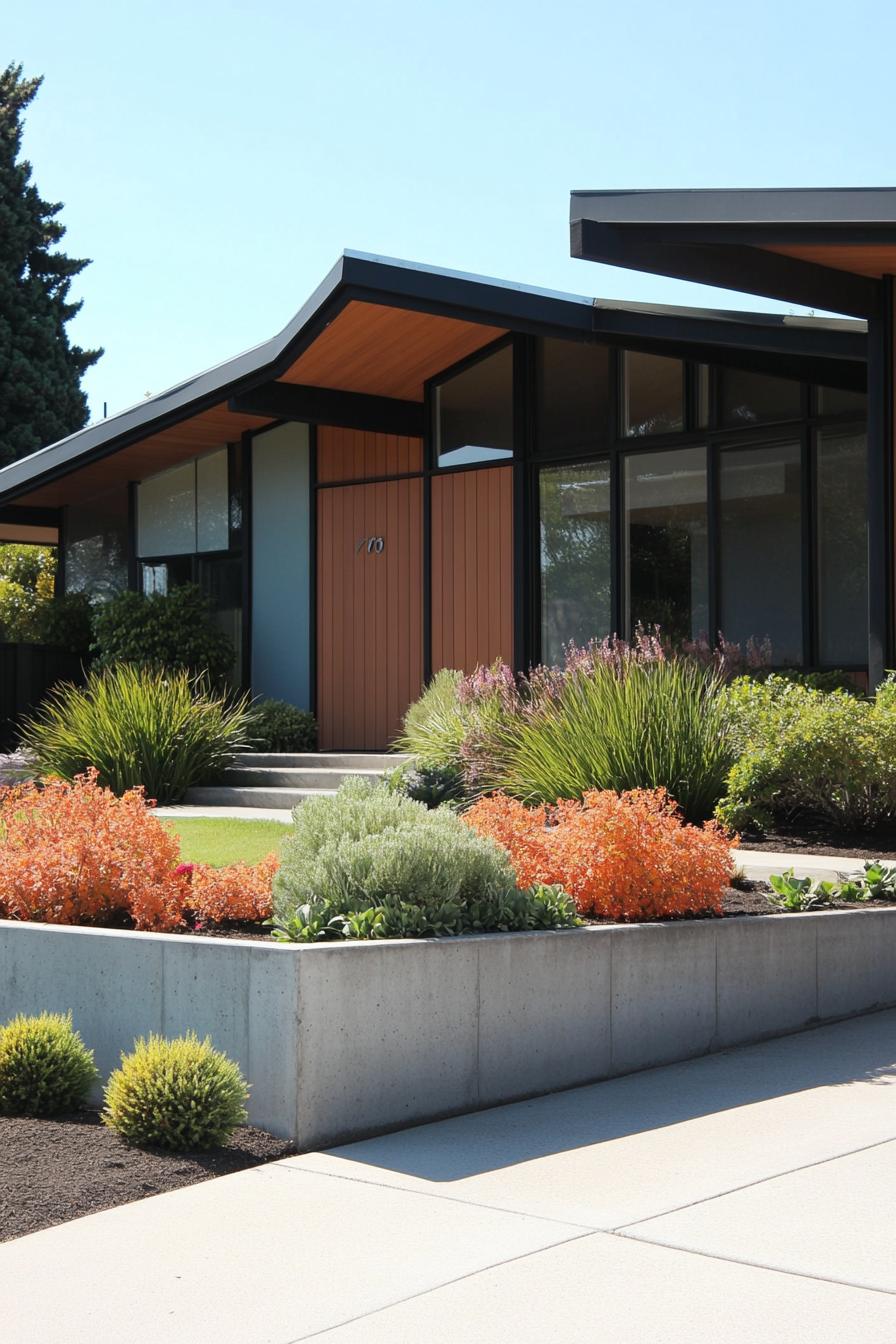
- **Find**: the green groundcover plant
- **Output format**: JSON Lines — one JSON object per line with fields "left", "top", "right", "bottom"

{"left": 766, "top": 861, "right": 896, "bottom": 911}
{"left": 0, "top": 1012, "right": 97, "bottom": 1116}
{"left": 718, "top": 675, "right": 896, "bottom": 833}
{"left": 19, "top": 663, "right": 255, "bottom": 804}
{"left": 272, "top": 778, "right": 578, "bottom": 941}
{"left": 103, "top": 1032, "right": 249, "bottom": 1150}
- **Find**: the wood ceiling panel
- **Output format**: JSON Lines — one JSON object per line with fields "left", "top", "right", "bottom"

{"left": 281, "top": 300, "right": 507, "bottom": 400}
{"left": 763, "top": 243, "right": 896, "bottom": 279}
{"left": 14, "top": 403, "right": 269, "bottom": 509}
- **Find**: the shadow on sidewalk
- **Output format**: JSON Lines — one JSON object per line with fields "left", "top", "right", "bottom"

{"left": 322, "top": 1010, "right": 896, "bottom": 1182}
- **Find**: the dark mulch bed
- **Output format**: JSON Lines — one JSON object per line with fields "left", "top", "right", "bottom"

{"left": 0, "top": 1109, "right": 295, "bottom": 1243}
{"left": 583, "top": 880, "right": 896, "bottom": 925}
{"left": 737, "top": 830, "right": 896, "bottom": 860}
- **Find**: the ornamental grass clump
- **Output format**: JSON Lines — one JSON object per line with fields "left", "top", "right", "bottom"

{"left": 103, "top": 1033, "right": 249, "bottom": 1150}
{"left": 19, "top": 663, "right": 254, "bottom": 804}
{"left": 0, "top": 1012, "right": 98, "bottom": 1116}
{"left": 464, "top": 788, "right": 735, "bottom": 922}
{"left": 272, "top": 778, "right": 578, "bottom": 941}
{"left": 395, "top": 668, "right": 471, "bottom": 769}
{"left": 475, "top": 657, "right": 735, "bottom": 825}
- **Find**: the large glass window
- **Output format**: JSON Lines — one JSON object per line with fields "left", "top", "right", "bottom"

{"left": 719, "top": 368, "right": 801, "bottom": 427}
{"left": 539, "top": 462, "right": 611, "bottom": 664}
{"left": 65, "top": 487, "right": 129, "bottom": 599}
{"left": 200, "top": 554, "right": 243, "bottom": 684}
{"left": 137, "top": 448, "right": 230, "bottom": 556}
{"left": 817, "top": 428, "right": 868, "bottom": 665}
{"left": 719, "top": 442, "right": 802, "bottom": 664}
{"left": 622, "top": 352, "right": 684, "bottom": 437}
{"left": 537, "top": 339, "right": 610, "bottom": 456}
{"left": 624, "top": 446, "right": 707, "bottom": 642}
{"left": 196, "top": 449, "right": 229, "bottom": 551}
{"left": 435, "top": 344, "right": 514, "bottom": 468}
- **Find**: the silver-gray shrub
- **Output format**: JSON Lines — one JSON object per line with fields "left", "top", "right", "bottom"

{"left": 272, "top": 778, "right": 578, "bottom": 941}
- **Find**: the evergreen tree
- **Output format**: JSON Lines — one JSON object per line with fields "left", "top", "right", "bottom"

{"left": 0, "top": 64, "right": 102, "bottom": 465}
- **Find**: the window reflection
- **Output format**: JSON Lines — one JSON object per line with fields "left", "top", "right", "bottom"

{"left": 624, "top": 447, "right": 707, "bottom": 642}
{"left": 539, "top": 462, "right": 612, "bottom": 664}
{"left": 719, "top": 442, "right": 802, "bottom": 664}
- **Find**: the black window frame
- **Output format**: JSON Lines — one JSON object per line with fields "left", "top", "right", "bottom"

{"left": 525, "top": 334, "right": 868, "bottom": 672}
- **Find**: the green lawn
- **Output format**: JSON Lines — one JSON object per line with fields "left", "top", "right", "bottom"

{"left": 161, "top": 817, "right": 291, "bottom": 867}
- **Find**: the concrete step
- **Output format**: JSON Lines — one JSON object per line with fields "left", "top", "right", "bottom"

{"left": 232, "top": 752, "right": 409, "bottom": 771}
{"left": 183, "top": 785, "right": 339, "bottom": 809}
{"left": 222, "top": 766, "right": 392, "bottom": 789}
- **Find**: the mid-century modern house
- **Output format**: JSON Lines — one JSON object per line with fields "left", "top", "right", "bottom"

{"left": 0, "top": 186, "right": 891, "bottom": 750}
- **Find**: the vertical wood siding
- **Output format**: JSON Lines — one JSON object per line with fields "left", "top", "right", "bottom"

{"left": 317, "top": 476, "right": 423, "bottom": 750}
{"left": 316, "top": 427, "right": 423, "bottom": 483}
{"left": 430, "top": 466, "right": 514, "bottom": 674}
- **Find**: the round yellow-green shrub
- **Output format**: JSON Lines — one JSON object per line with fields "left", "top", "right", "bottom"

{"left": 102, "top": 1032, "right": 249, "bottom": 1150}
{"left": 0, "top": 1012, "right": 98, "bottom": 1116}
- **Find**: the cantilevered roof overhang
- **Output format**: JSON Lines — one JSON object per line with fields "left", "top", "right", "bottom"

{"left": 0, "top": 249, "right": 869, "bottom": 511}
{"left": 570, "top": 187, "right": 896, "bottom": 319}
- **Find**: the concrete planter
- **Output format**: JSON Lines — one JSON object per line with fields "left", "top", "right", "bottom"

{"left": 2, "top": 910, "right": 895, "bottom": 1149}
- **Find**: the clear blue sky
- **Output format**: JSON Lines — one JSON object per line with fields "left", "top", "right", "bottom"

{"left": 7, "top": 0, "right": 896, "bottom": 419}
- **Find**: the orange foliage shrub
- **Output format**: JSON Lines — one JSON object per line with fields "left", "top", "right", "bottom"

{"left": 0, "top": 770, "right": 279, "bottom": 933}
{"left": 464, "top": 788, "right": 735, "bottom": 921}
{"left": 0, "top": 769, "right": 183, "bottom": 931}
{"left": 181, "top": 855, "right": 278, "bottom": 924}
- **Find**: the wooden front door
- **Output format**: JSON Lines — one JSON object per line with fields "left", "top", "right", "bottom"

{"left": 316, "top": 477, "right": 423, "bottom": 750}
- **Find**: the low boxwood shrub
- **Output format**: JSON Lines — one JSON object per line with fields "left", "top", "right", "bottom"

{"left": 718, "top": 675, "right": 896, "bottom": 833}
{"left": 389, "top": 761, "right": 465, "bottom": 809}
{"left": 102, "top": 1033, "right": 248, "bottom": 1149}
{"left": 464, "top": 788, "right": 734, "bottom": 921}
{"left": 19, "top": 663, "right": 254, "bottom": 804}
{"left": 0, "top": 1012, "right": 98, "bottom": 1116}
{"left": 91, "top": 584, "right": 234, "bottom": 683}
{"left": 271, "top": 778, "right": 579, "bottom": 941}
{"left": 248, "top": 698, "right": 316, "bottom": 752}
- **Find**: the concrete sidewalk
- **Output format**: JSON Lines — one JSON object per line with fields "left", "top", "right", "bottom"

{"left": 4, "top": 1011, "right": 896, "bottom": 1342}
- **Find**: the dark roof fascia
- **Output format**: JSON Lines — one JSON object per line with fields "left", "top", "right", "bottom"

{"left": 570, "top": 187, "right": 896, "bottom": 227}
{"left": 0, "top": 250, "right": 870, "bottom": 505}
{"left": 569, "top": 190, "right": 896, "bottom": 318}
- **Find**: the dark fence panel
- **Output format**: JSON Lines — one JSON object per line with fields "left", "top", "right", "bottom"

{"left": 0, "top": 644, "right": 86, "bottom": 750}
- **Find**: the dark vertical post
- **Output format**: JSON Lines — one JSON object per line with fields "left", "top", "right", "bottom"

{"left": 239, "top": 433, "right": 253, "bottom": 694}
{"left": 512, "top": 335, "right": 534, "bottom": 673}
{"left": 422, "top": 385, "right": 434, "bottom": 684}
{"left": 126, "top": 482, "right": 139, "bottom": 591}
{"left": 866, "top": 277, "right": 893, "bottom": 688}
{"left": 55, "top": 507, "right": 67, "bottom": 598}
{"left": 307, "top": 426, "right": 318, "bottom": 717}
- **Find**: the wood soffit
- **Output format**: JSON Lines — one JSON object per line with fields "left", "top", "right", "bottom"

{"left": 14, "top": 303, "right": 506, "bottom": 508}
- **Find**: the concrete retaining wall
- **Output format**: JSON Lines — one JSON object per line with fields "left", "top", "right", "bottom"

{"left": 2, "top": 910, "right": 895, "bottom": 1149}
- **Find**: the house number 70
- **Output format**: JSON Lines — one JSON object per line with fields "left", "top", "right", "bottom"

{"left": 356, "top": 535, "right": 385, "bottom": 554}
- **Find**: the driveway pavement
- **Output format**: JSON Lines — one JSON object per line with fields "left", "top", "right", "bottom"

{"left": 4, "top": 1010, "right": 896, "bottom": 1342}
